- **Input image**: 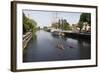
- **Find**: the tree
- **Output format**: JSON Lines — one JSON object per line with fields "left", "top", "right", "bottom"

{"left": 23, "top": 13, "right": 29, "bottom": 33}
{"left": 23, "top": 13, "right": 37, "bottom": 34}
{"left": 59, "top": 19, "right": 70, "bottom": 30}
{"left": 79, "top": 13, "right": 91, "bottom": 24}
{"left": 78, "top": 21, "right": 83, "bottom": 32}
{"left": 78, "top": 13, "right": 91, "bottom": 32}
{"left": 51, "top": 19, "right": 70, "bottom": 30}
{"left": 51, "top": 22, "right": 58, "bottom": 29}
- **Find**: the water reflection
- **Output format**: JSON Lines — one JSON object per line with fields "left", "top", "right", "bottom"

{"left": 23, "top": 30, "right": 91, "bottom": 62}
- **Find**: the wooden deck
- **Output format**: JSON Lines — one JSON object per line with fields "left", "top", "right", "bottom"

{"left": 23, "top": 32, "right": 32, "bottom": 49}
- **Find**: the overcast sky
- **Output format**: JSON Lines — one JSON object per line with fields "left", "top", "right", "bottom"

{"left": 23, "top": 10, "right": 81, "bottom": 28}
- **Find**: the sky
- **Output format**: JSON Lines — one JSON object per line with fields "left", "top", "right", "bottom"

{"left": 23, "top": 10, "right": 82, "bottom": 28}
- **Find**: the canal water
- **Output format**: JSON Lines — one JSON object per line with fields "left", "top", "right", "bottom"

{"left": 23, "top": 30, "right": 91, "bottom": 62}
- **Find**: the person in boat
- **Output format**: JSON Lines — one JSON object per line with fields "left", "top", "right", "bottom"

{"left": 56, "top": 44, "right": 64, "bottom": 50}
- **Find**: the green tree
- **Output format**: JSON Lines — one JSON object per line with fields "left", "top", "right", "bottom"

{"left": 51, "top": 19, "right": 70, "bottom": 30}
{"left": 59, "top": 19, "right": 70, "bottom": 30}
{"left": 51, "top": 22, "right": 58, "bottom": 29}
{"left": 78, "top": 21, "right": 83, "bottom": 32}
{"left": 79, "top": 13, "right": 91, "bottom": 24}
{"left": 23, "top": 13, "right": 37, "bottom": 34}
{"left": 78, "top": 13, "right": 91, "bottom": 32}
{"left": 23, "top": 13, "right": 29, "bottom": 33}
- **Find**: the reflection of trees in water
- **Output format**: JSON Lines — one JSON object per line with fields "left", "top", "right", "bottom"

{"left": 53, "top": 35, "right": 66, "bottom": 41}
{"left": 52, "top": 35, "right": 67, "bottom": 49}
{"left": 52, "top": 35, "right": 67, "bottom": 40}
{"left": 78, "top": 38, "right": 91, "bottom": 59}
{"left": 32, "top": 33, "right": 37, "bottom": 40}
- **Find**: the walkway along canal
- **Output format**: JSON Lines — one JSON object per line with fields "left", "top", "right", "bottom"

{"left": 23, "top": 32, "right": 33, "bottom": 49}
{"left": 23, "top": 30, "right": 91, "bottom": 62}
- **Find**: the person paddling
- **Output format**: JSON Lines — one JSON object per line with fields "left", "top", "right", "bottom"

{"left": 56, "top": 44, "right": 64, "bottom": 50}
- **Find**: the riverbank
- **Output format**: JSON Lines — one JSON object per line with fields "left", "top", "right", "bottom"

{"left": 64, "top": 32, "right": 91, "bottom": 40}
{"left": 51, "top": 30, "right": 91, "bottom": 40}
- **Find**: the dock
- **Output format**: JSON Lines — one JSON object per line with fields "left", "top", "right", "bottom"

{"left": 23, "top": 32, "right": 32, "bottom": 49}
